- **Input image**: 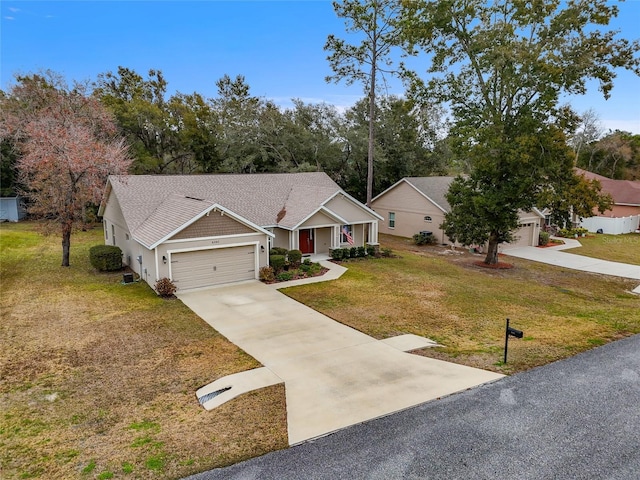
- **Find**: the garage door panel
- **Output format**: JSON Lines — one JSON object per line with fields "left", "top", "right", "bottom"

{"left": 171, "top": 246, "right": 256, "bottom": 290}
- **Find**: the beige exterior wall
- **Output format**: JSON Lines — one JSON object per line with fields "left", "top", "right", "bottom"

{"left": 315, "top": 227, "right": 332, "bottom": 254}
{"left": 325, "top": 194, "right": 376, "bottom": 224}
{"left": 371, "top": 182, "right": 449, "bottom": 244}
{"left": 272, "top": 228, "right": 290, "bottom": 250}
{"left": 601, "top": 205, "right": 640, "bottom": 217}
{"left": 299, "top": 210, "right": 337, "bottom": 228}
{"left": 172, "top": 212, "right": 254, "bottom": 239}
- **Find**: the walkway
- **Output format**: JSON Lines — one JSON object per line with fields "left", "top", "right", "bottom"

{"left": 503, "top": 237, "right": 640, "bottom": 293}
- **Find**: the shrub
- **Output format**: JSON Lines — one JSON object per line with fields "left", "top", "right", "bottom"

{"left": 413, "top": 232, "right": 437, "bottom": 246}
{"left": 349, "top": 247, "right": 358, "bottom": 258}
{"left": 308, "top": 263, "right": 322, "bottom": 275}
{"left": 154, "top": 277, "right": 176, "bottom": 297}
{"left": 276, "top": 271, "right": 294, "bottom": 282}
{"left": 357, "top": 246, "right": 366, "bottom": 257}
{"left": 539, "top": 231, "right": 550, "bottom": 246}
{"left": 366, "top": 244, "right": 377, "bottom": 257}
{"left": 269, "top": 247, "right": 288, "bottom": 256}
{"left": 299, "top": 263, "right": 311, "bottom": 273}
{"left": 259, "top": 266, "right": 275, "bottom": 282}
{"left": 270, "top": 254, "right": 286, "bottom": 272}
{"left": 303, "top": 258, "right": 312, "bottom": 266}
{"left": 288, "top": 249, "right": 302, "bottom": 266}
{"left": 330, "top": 248, "right": 344, "bottom": 260}
{"left": 89, "top": 245, "right": 122, "bottom": 271}
{"left": 381, "top": 247, "right": 393, "bottom": 257}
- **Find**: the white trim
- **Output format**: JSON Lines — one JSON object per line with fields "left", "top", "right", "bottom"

{"left": 145, "top": 203, "right": 274, "bottom": 250}
{"left": 322, "top": 191, "right": 384, "bottom": 221}
{"left": 163, "top": 231, "right": 264, "bottom": 245}
{"left": 372, "top": 178, "right": 450, "bottom": 214}
{"left": 167, "top": 241, "right": 261, "bottom": 282}
{"left": 292, "top": 205, "right": 349, "bottom": 230}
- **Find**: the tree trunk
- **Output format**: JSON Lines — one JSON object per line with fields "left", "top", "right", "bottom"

{"left": 483, "top": 233, "right": 500, "bottom": 265}
{"left": 61, "top": 221, "right": 72, "bottom": 267}
{"left": 366, "top": 13, "right": 377, "bottom": 207}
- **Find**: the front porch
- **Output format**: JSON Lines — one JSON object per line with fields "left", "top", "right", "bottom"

{"left": 291, "top": 222, "right": 379, "bottom": 255}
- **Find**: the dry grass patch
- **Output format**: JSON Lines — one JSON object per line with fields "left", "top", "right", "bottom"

{"left": 0, "top": 222, "right": 287, "bottom": 480}
{"left": 283, "top": 234, "right": 639, "bottom": 375}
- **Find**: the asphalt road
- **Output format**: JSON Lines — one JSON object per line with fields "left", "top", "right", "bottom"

{"left": 187, "top": 334, "right": 640, "bottom": 480}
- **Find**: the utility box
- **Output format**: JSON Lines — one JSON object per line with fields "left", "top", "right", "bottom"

{"left": 123, "top": 273, "right": 134, "bottom": 284}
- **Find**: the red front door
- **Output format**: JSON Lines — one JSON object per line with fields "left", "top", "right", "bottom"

{"left": 299, "top": 229, "right": 314, "bottom": 254}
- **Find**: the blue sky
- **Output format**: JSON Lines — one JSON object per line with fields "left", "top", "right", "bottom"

{"left": 2, "top": 0, "right": 639, "bottom": 134}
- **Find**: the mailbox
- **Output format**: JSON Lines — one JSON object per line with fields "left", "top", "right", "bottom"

{"left": 507, "top": 326, "right": 523, "bottom": 338}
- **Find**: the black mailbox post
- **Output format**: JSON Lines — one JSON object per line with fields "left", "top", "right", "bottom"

{"left": 504, "top": 318, "right": 523, "bottom": 364}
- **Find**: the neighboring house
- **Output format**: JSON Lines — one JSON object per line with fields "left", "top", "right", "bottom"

{"left": 575, "top": 168, "right": 640, "bottom": 234}
{"left": 371, "top": 176, "right": 544, "bottom": 248}
{"left": 0, "top": 196, "right": 27, "bottom": 222}
{"left": 575, "top": 168, "right": 640, "bottom": 217}
{"left": 98, "top": 172, "right": 382, "bottom": 291}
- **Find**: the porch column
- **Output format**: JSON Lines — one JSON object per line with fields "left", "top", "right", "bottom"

{"left": 332, "top": 225, "right": 340, "bottom": 249}
{"left": 369, "top": 221, "right": 379, "bottom": 244}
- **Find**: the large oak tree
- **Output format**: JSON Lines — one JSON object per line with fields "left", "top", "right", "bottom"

{"left": 401, "top": 0, "right": 639, "bottom": 264}
{"left": 1, "top": 72, "right": 131, "bottom": 266}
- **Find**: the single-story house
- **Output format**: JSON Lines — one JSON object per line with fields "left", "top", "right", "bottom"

{"left": 575, "top": 168, "right": 640, "bottom": 217}
{"left": 574, "top": 168, "right": 640, "bottom": 234}
{"left": 98, "top": 172, "right": 382, "bottom": 291}
{"left": 371, "top": 176, "right": 544, "bottom": 248}
{"left": 0, "top": 196, "right": 27, "bottom": 222}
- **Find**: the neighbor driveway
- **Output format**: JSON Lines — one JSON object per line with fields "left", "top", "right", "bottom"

{"left": 178, "top": 281, "right": 503, "bottom": 445}
{"left": 503, "top": 238, "right": 640, "bottom": 290}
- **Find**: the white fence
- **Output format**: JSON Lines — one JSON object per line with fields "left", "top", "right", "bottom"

{"left": 580, "top": 215, "right": 640, "bottom": 235}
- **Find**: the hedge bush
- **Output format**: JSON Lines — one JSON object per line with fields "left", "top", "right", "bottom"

{"left": 154, "top": 277, "right": 176, "bottom": 297}
{"left": 366, "top": 245, "right": 377, "bottom": 257}
{"left": 269, "top": 247, "right": 288, "bottom": 256}
{"left": 357, "top": 246, "right": 366, "bottom": 257}
{"left": 413, "top": 232, "right": 437, "bottom": 246}
{"left": 539, "top": 231, "right": 550, "bottom": 246}
{"left": 349, "top": 247, "right": 358, "bottom": 258}
{"left": 259, "top": 266, "right": 275, "bottom": 282}
{"left": 89, "top": 245, "right": 123, "bottom": 271}
{"left": 288, "top": 249, "right": 302, "bottom": 266}
{"left": 270, "top": 254, "right": 286, "bottom": 272}
{"left": 330, "top": 248, "right": 344, "bottom": 260}
{"left": 276, "top": 271, "right": 294, "bottom": 282}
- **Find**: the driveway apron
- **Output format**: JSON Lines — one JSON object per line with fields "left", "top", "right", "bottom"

{"left": 178, "top": 281, "right": 503, "bottom": 445}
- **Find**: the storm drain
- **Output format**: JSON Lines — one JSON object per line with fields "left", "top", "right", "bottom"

{"left": 198, "top": 387, "right": 232, "bottom": 405}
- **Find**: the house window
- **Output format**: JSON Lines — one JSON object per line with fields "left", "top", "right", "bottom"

{"left": 424, "top": 216, "right": 432, "bottom": 222}
{"left": 104, "top": 223, "right": 108, "bottom": 240}
{"left": 389, "top": 212, "right": 395, "bottom": 229}
{"left": 111, "top": 225, "right": 116, "bottom": 246}
{"left": 341, "top": 225, "right": 354, "bottom": 244}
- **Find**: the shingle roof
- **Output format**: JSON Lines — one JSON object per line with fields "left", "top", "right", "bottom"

{"left": 404, "top": 176, "right": 456, "bottom": 212}
{"left": 105, "top": 172, "right": 358, "bottom": 245}
{"left": 576, "top": 168, "right": 640, "bottom": 206}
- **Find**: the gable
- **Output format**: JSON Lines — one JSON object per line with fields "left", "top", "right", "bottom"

{"left": 324, "top": 194, "right": 380, "bottom": 224}
{"left": 371, "top": 180, "right": 442, "bottom": 214}
{"left": 171, "top": 210, "right": 254, "bottom": 240}
{"left": 298, "top": 210, "right": 342, "bottom": 228}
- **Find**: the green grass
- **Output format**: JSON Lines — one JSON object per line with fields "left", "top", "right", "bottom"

{"left": 563, "top": 233, "right": 640, "bottom": 264}
{"left": 0, "top": 221, "right": 288, "bottom": 479}
{"left": 283, "top": 233, "right": 640, "bottom": 374}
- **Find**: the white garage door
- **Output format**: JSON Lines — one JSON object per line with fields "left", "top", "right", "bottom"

{"left": 511, "top": 224, "right": 534, "bottom": 247}
{"left": 171, "top": 245, "right": 256, "bottom": 290}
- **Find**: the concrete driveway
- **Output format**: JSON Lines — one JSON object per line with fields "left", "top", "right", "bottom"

{"left": 178, "top": 281, "right": 503, "bottom": 445}
{"left": 503, "top": 237, "right": 640, "bottom": 292}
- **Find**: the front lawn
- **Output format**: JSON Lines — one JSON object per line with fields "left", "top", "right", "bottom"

{"left": 0, "top": 222, "right": 287, "bottom": 480}
{"left": 563, "top": 233, "right": 640, "bottom": 265}
{"left": 283, "top": 234, "right": 640, "bottom": 374}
